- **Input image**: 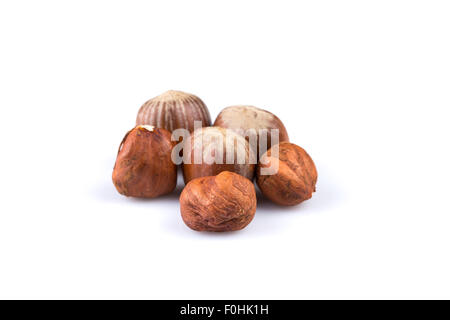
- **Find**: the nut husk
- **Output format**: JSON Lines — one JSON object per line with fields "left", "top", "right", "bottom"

{"left": 136, "top": 90, "right": 211, "bottom": 133}
{"left": 256, "top": 142, "right": 317, "bottom": 206}
{"left": 180, "top": 171, "right": 257, "bottom": 232}
{"left": 182, "top": 127, "right": 256, "bottom": 184}
{"left": 112, "top": 125, "right": 177, "bottom": 198}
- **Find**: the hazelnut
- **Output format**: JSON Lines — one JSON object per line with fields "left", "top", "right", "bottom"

{"left": 136, "top": 90, "right": 211, "bottom": 133}
{"left": 112, "top": 125, "right": 177, "bottom": 198}
{"left": 182, "top": 127, "right": 256, "bottom": 184}
{"left": 256, "top": 142, "right": 317, "bottom": 206}
{"left": 213, "top": 105, "right": 289, "bottom": 157}
{"left": 180, "top": 171, "right": 257, "bottom": 232}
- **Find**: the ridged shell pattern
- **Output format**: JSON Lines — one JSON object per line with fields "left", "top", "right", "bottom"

{"left": 136, "top": 90, "right": 211, "bottom": 133}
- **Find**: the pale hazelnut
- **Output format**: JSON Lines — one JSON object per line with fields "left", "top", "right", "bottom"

{"left": 182, "top": 127, "right": 256, "bottom": 184}
{"left": 214, "top": 105, "right": 289, "bottom": 157}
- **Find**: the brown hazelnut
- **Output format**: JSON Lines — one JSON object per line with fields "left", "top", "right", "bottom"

{"left": 180, "top": 171, "right": 257, "bottom": 232}
{"left": 136, "top": 90, "right": 211, "bottom": 133}
{"left": 213, "top": 105, "right": 289, "bottom": 157}
{"left": 182, "top": 127, "right": 256, "bottom": 184}
{"left": 256, "top": 142, "right": 317, "bottom": 206}
{"left": 112, "top": 125, "right": 177, "bottom": 198}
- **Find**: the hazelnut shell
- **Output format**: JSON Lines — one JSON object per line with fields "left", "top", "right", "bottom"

{"left": 112, "top": 125, "right": 177, "bottom": 198}
{"left": 256, "top": 142, "right": 317, "bottom": 206}
{"left": 180, "top": 171, "right": 257, "bottom": 232}
{"left": 136, "top": 90, "right": 211, "bottom": 133}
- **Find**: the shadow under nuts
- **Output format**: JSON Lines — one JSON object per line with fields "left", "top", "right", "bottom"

{"left": 180, "top": 171, "right": 257, "bottom": 232}
{"left": 112, "top": 125, "right": 177, "bottom": 198}
{"left": 182, "top": 127, "right": 256, "bottom": 184}
{"left": 214, "top": 105, "right": 289, "bottom": 158}
{"left": 257, "top": 142, "right": 317, "bottom": 206}
{"left": 136, "top": 90, "right": 211, "bottom": 133}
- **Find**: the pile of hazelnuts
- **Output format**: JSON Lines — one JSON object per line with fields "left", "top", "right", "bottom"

{"left": 113, "top": 90, "right": 317, "bottom": 232}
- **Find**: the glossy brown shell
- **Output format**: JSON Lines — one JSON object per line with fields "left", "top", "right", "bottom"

{"left": 256, "top": 142, "right": 317, "bottom": 206}
{"left": 112, "top": 126, "right": 177, "bottom": 198}
{"left": 180, "top": 171, "right": 257, "bottom": 232}
{"left": 136, "top": 90, "right": 211, "bottom": 133}
{"left": 182, "top": 127, "right": 256, "bottom": 184}
{"left": 214, "top": 105, "right": 289, "bottom": 158}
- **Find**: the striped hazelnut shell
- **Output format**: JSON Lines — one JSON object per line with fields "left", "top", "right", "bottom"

{"left": 112, "top": 125, "right": 177, "bottom": 198}
{"left": 213, "top": 105, "right": 289, "bottom": 158}
{"left": 136, "top": 90, "right": 211, "bottom": 133}
{"left": 182, "top": 127, "right": 256, "bottom": 184}
{"left": 180, "top": 171, "right": 257, "bottom": 232}
{"left": 256, "top": 142, "right": 317, "bottom": 206}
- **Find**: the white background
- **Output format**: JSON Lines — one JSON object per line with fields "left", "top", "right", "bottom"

{"left": 0, "top": 0, "right": 449, "bottom": 299}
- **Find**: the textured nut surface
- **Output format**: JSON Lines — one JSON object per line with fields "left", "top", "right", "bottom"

{"left": 257, "top": 142, "right": 317, "bottom": 206}
{"left": 180, "top": 171, "right": 257, "bottom": 232}
{"left": 112, "top": 125, "right": 177, "bottom": 198}
{"left": 136, "top": 90, "right": 211, "bottom": 133}
{"left": 182, "top": 127, "right": 256, "bottom": 184}
{"left": 214, "top": 105, "right": 289, "bottom": 157}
